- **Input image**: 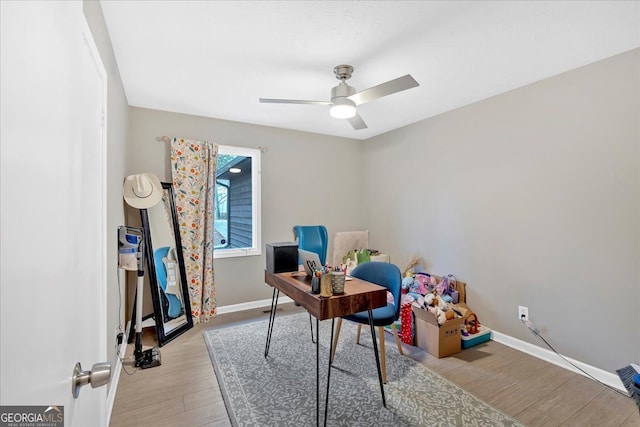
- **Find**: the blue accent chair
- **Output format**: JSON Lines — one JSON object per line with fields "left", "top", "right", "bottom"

{"left": 293, "top": 225, "right": 328, "bottom": 265}
{"left": 331, "top": 261, "right": 404, "bottom": 383}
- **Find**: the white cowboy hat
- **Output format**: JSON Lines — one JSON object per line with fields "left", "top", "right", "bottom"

{"left": 123, "top": 173, "right": 163, "bottom": 209}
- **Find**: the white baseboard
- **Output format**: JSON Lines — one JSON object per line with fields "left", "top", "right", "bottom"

{"left": 491, "top": 329, "right": 626, "bottom": 393}
{"left": 106, "top": 322, "right": 129, "bottom": 426}
{"left": 216, "top": 295, "right": 294, "bottom": 315}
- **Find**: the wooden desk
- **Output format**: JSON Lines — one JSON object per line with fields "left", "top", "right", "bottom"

{"left": 264, "top": 270, "right": 388, "bottom": 426}
{"left": 264, "top": 271, "right": 387, "bottom": 319}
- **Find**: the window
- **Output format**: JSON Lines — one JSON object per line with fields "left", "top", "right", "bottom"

{"left": 214, "top": 145, "right": 261, "bottom": 258}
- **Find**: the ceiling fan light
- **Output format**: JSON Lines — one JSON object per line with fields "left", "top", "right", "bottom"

{"left": 329, "top": 98, "right": 356, "bottom": 119}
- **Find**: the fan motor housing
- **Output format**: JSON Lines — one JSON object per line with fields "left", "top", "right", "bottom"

{"left": 331, "top": 82, "right": 355, "bottom": 101}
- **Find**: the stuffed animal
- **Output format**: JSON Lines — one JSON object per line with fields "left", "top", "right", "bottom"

{"left": 414, "top": 273, "right": 433, "bottom": 295}
{"left": 445, "top": 309, "right": 455, "bottom": 320}
{"left": 429, "top": 305, "right": 447, "bottom": 325}
{"left": 423, "top": 292, "right": 437, "bottom": 307}
{"left": 430, "top": 291, "right": 449, "bottom": 310}
{"left": 401, "top": 272, "right": 415, "bottom": 291}
{"left": 420, "top": 291, "right": 455, "bottom": 325}
{"left": 403, "top": 273, "right": 425, "bottom": 301}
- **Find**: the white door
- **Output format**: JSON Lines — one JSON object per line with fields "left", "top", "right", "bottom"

{"left": 1, "top": 2, "right": 107, "bottom": 426}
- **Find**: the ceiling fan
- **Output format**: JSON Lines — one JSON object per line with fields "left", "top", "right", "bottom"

{"left": 259, "top": 64, "right": 419, "bottom": 130}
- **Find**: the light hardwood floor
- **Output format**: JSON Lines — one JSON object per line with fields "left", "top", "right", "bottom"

{"left": 110, "top": 304, "right": 639, "bottom": 426}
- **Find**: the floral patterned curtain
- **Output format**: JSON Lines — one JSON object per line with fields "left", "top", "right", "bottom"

{"left": 170, "top": 138, "right": 218, "bottom": 323}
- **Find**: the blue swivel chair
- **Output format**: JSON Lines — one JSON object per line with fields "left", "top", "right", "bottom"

{"left": 330, "top": 261, "right": 404, "bottom": 383}
{"left": 293, "top": 225, "right": 328, "bottom": 342}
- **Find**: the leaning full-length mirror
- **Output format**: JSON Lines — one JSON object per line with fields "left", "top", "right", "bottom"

{"left": 140, "top": 182, "right": 193, "bottom": 346}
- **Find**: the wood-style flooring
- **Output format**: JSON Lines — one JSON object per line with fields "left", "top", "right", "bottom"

{"left": 110, "top": 303, "right": 639, "bottom": 426}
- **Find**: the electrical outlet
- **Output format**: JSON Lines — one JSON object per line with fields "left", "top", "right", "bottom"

{"left": 518, "top": 305, "right": 529, "bottom": 321}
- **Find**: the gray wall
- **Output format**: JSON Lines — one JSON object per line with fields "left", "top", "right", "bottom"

{"left": 361, "top": 48, "right": 640, "bottom": 371}
{"left": 83, "top": 1, "right": 129, "bottom": 389}
{"left": 127, "top": 107, "right": 364, "bottom": 307}
{"left": 86, "top": 3, "right": 637, "bottom": 375}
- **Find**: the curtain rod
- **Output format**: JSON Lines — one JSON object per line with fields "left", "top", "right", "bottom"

{"left": 157, "top": 135, "right": 268, "bottom": 153}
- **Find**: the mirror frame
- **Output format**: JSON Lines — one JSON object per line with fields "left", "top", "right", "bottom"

{"left": 140, "top": 182, "right": 193, "bottom": 346}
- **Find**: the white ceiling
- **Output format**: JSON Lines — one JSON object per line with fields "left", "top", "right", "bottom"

{"left": 100, "top": 1, "right": 640, "bottom": 140}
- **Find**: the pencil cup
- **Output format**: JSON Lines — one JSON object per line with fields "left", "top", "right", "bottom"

{"left": 320, "top": 273, "right": 333, "bottom": 298}
{"left": 311, "top": 275, "right": 320, "bottom": 294}
{"left": 331, "top": 271, "right": 346, "bottom": 295}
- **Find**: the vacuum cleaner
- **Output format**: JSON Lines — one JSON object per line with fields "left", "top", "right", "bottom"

{"left": 616, "top": 363, "right": 640, "bottom": 410}
{"left": 118, "top": 226, "right": 161, "bottom": 369}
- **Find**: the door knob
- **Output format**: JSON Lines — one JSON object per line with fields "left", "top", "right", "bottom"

{"left": 72, "top": 362, "right": 111, "bottom": 398}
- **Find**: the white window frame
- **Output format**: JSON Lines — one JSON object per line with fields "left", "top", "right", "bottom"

{"left": 214, "top": 145, "right": 262, "bottom": 259}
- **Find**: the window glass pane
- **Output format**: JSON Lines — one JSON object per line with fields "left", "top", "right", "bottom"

{"left": 214, "top": 180, "right": 229, "bottom": 249}
{"left": 214, "top": 146, "right": 261, "bottom": 258}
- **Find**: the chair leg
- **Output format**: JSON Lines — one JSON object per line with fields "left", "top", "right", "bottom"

{"left": 330, "top": 318, "right": 342, "bottom": 364}
{"left": 390, "top": 322, "right": 404, "bottom": 355}
{"left": 356, "top": 324, "right": 362, "bottom": 344}
{"left": 378, "top": 326, "right": 387, "bottom": 384}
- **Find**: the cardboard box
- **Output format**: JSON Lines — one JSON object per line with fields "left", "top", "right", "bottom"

{"left": 451, "top": 302, "right": 472, "bottom": 320}
{"left": 412, "top": 302, "right": 463, "bottom": 358}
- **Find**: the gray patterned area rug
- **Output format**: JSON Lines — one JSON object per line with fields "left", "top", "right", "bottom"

{"left": 203, "top": 312, "right": 522, "bottom": 427}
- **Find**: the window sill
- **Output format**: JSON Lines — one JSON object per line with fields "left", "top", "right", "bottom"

{"left": 214, "top": 248, "right": 262, "bottom": 259}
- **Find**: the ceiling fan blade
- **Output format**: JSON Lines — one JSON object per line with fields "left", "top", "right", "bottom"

{"left": 347, "top": 113, "right": 367, "bottom": 130}
{"left": 259, "top": 98, "right": 331, "bottom": 106}
{"left": 347, "top": 74, "right": 419, "bottom": 106}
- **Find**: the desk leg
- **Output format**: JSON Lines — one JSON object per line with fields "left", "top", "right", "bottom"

{"left": 309, "top": 314, "right": 316, "bottom": 344}
{"left": 368, "top": 309, "right": 386, "bottom": 407}
{"left": 315, "top": 317, "right": 319, "bottom": 427}
{"left": 264, "top": 288, "right": 279, "bottom": 358}
{"left": 323, "top": 318, "right": 335, "bottom": 427}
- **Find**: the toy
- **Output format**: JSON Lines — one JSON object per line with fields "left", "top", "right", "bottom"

{"left": 437, "top": 274, "right": 459, "bottom": 303}
{"left": 402, "top": 271, "right": 439, "bottom": 301}
{"left": 465, "top": 313, "right": 480, "bottom": 334}
{"left": 414, "top": 273, "right": 433, "bottom": 295}
{"left": 434, "top": 277, "right": 447, "bottom": 296}
{"left": 402, "top": 272, "right": 424, "bottom": 301}
{"left": 419, "top": 292, "right": 454, "bottom": 325}
{"left": 401, "top": 256, "right": 422, "bottom": 277}
{"left": 401, "top": 272, "right": 415, "bottom": 291}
